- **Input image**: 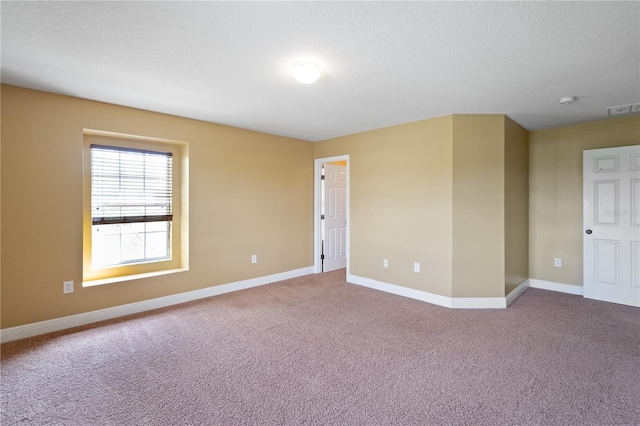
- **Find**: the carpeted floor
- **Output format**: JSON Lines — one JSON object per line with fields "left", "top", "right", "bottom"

{"left": 1, "top": 269, "right": 639, "bottom": 425}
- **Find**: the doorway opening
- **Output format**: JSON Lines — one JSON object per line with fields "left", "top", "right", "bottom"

{"left": 314, "top": 156, "right": 349, "bottom": 274}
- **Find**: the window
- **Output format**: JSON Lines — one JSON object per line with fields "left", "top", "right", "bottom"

{"left": 91, "top": 145, "right": 173, "bottom": 268}
{"left": 83, "top": 131, "right": 188, "bottom": 286}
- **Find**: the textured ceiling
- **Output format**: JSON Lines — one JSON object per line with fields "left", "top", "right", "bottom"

{"left": 2, "top": 1, "right": 639, "bottom": 142}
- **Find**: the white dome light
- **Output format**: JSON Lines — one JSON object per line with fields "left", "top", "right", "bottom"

{"left": 558, "top": 96, "right": 578, "bottom": 105}
{"left": 291, "top": 61, "right": 321, "bottom": 84}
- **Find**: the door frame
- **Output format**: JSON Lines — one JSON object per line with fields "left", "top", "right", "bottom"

{"left": 314, "top": 155, "right": 350, "bottom": 274}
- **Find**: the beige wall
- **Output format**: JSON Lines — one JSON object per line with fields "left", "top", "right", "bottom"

{"left": 452, "top": 115, "right": 506, "bottom": 298}
{"left": 315, "top": 116, "right": 455, "bottom": 297}
{"left": 12, "top": 80, "right": 627, "bottom": 328}
{"left": 315, "top": 114, "right": 529, "bottom": 299}
{"left": 529, "top": 116, "right": 640, "bottom": 287}
{"left": 1, "top": 85, "right": 314, "bottom": 328}
{"left": 504, "top": 117, "right": 529, "bottom": 295}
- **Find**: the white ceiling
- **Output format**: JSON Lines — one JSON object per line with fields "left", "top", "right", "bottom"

{"left": 2, "top": 1, "right": 639, "bottom": 142}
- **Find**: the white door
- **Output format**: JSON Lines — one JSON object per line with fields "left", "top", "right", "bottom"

{"left": 583, "top": 145, "right": 640, "bottom": 307}
{"left": 323, "top": 163, "right": 347, "bottom": 272}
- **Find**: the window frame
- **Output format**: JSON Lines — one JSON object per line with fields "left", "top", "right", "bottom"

{"left": 83, "top": 130, "right": 188, "bottom": 286}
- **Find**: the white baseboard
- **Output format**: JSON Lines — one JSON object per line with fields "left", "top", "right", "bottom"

{"left": 529, "top": 279, "right": 583, "bottom": 295}
{"left": 347, "top": 274, "right": 453, "bottom": 308}
{"left": 0, "top": 267, "right": 313, "bottom": 344}
{"left": 347, "top": 274, "right": 529, "bottom": 309}
{"left": 506, "top": 279, "right": 530, "bottom": 306}
{"left": 1, "top": 272, "right": 581, "bottom": 343}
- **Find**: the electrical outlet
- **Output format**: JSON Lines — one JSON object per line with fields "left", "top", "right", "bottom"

{"left": 383, "top": 259, "right": 388, "bottom": 268}
{"left": 554, "top": 258, "right": 562, "bottom": 267}
{"left": 251, "top": 254, "right": 257, "bottom": 264}
{"left": 413, "top": 262, "right": 420, "bottom": 273}
{"left": 63, "top": 280, "right": 74, "bottom": 294}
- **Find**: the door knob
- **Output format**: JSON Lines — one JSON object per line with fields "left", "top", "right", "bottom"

{"left": 585, "top": 229, "right": 592, "bottom": 234}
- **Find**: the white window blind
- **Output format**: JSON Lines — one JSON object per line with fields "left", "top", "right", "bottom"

{"left": 91, "top": 144, "right": 173, "bottom": 225}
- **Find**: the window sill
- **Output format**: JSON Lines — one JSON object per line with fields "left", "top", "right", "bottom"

{"left": 82, "top": 268, "right": 188, "bottom": 288}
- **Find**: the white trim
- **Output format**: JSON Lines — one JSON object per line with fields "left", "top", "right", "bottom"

{"left": 529, "top": 279, "right": 584, "bottom": 295}
{"left": 506, "top": 279, "right": 530, "bottom": 306}
{"left": 314, "top": 155, "right": 350, "bottom": 275}
{"left": 3, "top": 273, "right": 581, "bottom": 343}
{"left": 348, "top": 273, "right": 453, "bottom": 308}
{"left": 347, "top": 274, "right": 529, "bottom": 309}
{"left": 0, "top": 267, "right": 313, "bottom": 343}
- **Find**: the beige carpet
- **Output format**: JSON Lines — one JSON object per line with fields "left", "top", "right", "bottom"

{"left": 2, "top": 269, "right": 639, "bottom": 425}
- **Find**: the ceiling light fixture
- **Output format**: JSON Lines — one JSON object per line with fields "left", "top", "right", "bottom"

{"left": 558, "top": 96, "right": 578, "bottom": 105}
{"left": 291, "top": 61, "right": 321, "bottom": 84}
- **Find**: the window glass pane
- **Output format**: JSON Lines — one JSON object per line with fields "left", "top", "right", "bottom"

{"left": 92, "top": 223, "right": 171, "bottom": 267}
{"left": 146, "top": 221, "right": 169, "bottom": 233}
{"left": 121, "top": 233, "right": 145, "bottom": 262}
{"left": 145, "top": 231, "right": 169, "bottom": 259}
{"left": 92, "top": 226, "right": 121, "bottom": 267}
{"left": 121, "top": 223, "right": 145, "bottom": 234}
{"left": 95, "top": 223, "right": 121, "bottom": 236}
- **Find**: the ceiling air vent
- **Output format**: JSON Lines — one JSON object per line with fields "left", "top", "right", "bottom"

{"left": 608, "top": 103, "right": 640, "bottom": 116}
